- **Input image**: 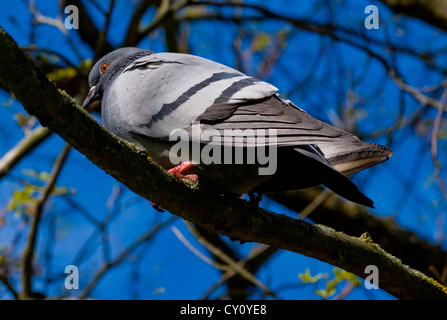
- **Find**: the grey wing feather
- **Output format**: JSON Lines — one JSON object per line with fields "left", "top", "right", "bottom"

{"left": 195, "top": 94, "right": 393, "bottom": 175}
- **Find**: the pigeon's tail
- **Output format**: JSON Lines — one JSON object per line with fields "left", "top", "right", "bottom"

{"left": 256, "top": 146, "right": 377, "bottom": 208}
{"left": 293, "top": 146, "right": 376, "bottom": 208}
{"left": 313, "top": 142, "right": 392, "bottom": 208}
{"left": 320, "top": 142, "right": 393, "bottom": 176}
{"left": 321, "top": 170, "right": 375, "bottom": 208}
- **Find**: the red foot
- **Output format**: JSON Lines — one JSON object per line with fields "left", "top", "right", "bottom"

{"left": 168, "top": 161, "right": 199, "bottom": 183}
{"left": 168, "top": 161, "right": 195, "bottom": 175}
{"left": 150, "top": 161, "right": 199, "bottom": 212}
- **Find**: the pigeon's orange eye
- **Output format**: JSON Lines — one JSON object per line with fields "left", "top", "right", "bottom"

{"left": 100, "top": 63, "right": 109, "bottom": 73}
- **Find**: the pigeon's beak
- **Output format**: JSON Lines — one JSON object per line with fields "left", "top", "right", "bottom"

{"left": 82, "top": 85, "right": 101, "bottom": 109}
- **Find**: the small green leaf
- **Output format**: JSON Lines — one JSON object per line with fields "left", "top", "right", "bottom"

{"left": 315, "top": 287, "right": 335, "bottom": 299}
{"left": 298, "top": 268, "right": 326, "bottom": 283}
{"left": 46, "top": 66, "right": 77, "bottom": 82}
{"left": 22, "top": 169, "right": 51, "bottom": 182}
{"left": 8, "top": 183, "right": 39, "bottom": 214}
{"left": 252, "top": 33, "right": 271, "bottom": 51}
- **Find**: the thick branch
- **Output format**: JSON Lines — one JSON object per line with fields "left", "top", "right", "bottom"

{"left": 379, "top": 0, "right": 447, "bottom": 31}
{"left": 267, "top": 189, "right": 447, "bottom": 284}
{"left": 0, "top": 27, "right": 446, "bottom": 299}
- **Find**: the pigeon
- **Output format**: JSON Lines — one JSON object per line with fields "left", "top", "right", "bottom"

{"left": 82, "top": 47, "right": 392, "bottom": 208}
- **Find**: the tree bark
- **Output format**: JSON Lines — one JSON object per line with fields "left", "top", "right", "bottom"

{"left": 267, "top": 189, "right": 447, "bottom": 282}
{"left": 379, "top": 0, "right": 447, "bottom": 31}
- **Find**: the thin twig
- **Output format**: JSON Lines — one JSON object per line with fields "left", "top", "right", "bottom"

{"left": 183, "top": 221, "right": 280, "bottom": 299}
{"left": 21, "top": 143, "right": 71, "bottom": 298}
{"left": 171, "top": 226, "right": 229, "bottom": 270}
{"left": 0, "top": 126, "right": 52, "bottom": 180}
{"left": 21, "top": 45, "right": 75, "bottom": 67}
{"left": 132, "top": 0, "right": 194, "bottom": 45}
{"left": 0, "top": 274, "right": 19, "bottom": 299}
{"left": 122, "top": 0, "right": 159, "bottom": 47}
{"left": 299, "top": 190, "right": 332, "bottom": 220}
{"left": 78, "top": 216, "right": 176, "bottom": 299}
{"left": 93, "top": 0, "right": 116, "bottom": 62}
{"left": 430, "top": 86, "right": 447, "bottom": 200}
{"left": 201, "top": 244, "right": 275, "bottom": 300}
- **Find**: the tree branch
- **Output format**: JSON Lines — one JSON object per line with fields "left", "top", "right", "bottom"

{"left": 79, "top": 217, "right": 175, "bottom": 299}
{"left": 267, "top": 188, "right": 447, "bottom": 285}
{"left": 177, "top": 222, "right": 279, "bottom": 299}
{"left": 121, "top": 0, "right": 160, "bottom": 47}
{"left": 65, "top": 0, "right": 114, "bottom": 55}
{"left": 0, "top": 273, "right": 19, "bottom": 299}
{"left": 1, "top": 27, "right": 446, "bottom": 300}
{"left": 130, "top": 0, "right": 193, "bottom": 46}
{"left": 22, "top": 143, "right": 71, "bottom": 299}
{"left": 378, "top": 0, "right": 447, "bottom": 31}
{"left": 0, "top": 126, "right": 52, "bottom": 179}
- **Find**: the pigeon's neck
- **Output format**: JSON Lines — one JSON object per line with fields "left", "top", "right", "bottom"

{"left": 122, "top": 50, "right": 153, "bottom": 68}
{"left": 103, "top": 50, "right": 153, "bottom": 91}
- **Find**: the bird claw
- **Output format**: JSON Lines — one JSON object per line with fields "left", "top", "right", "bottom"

{"left": 151, "top": 161, "right": 199, "bottom": 212}
{"left": 168, "top": 161, "right": 199, "bottom": 185}
{"left": 181, "top": 174, "right": 199, "bottom": 184}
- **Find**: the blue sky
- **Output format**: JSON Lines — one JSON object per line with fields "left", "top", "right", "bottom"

{"left": 0, "top": 0, "right": 445, "bottom": 300}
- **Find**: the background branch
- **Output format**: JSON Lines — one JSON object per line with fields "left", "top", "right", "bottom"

{"left": 267, "top": 188, "right": 447, "bottom": 285}
{"left": 378, "top": 0, "right": 447, "bottom": 31}
{"left": 21, "top": 143, "right": 71, "bottom": 299}
{"left": 0, "top": 126, "right": 52, "bottom": 179}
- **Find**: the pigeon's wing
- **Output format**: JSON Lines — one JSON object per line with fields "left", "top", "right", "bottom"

{"left": 195, "top": 94, "right": 392, "bottom": 175}
{"left": 196, "top": 95, "right": 391, "bottom": 207}
{"left": 110, "top": 52, "right": 277, "bottom": 138}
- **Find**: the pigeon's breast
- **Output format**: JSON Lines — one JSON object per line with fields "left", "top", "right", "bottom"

{"left": 101, "top": 88, "right": 135, "bottom": 142}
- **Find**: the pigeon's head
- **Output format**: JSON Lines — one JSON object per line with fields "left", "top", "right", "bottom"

{"left": 82, "top": 47, "right": 153, "bottom": 109}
